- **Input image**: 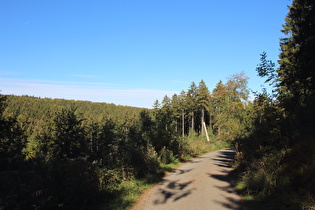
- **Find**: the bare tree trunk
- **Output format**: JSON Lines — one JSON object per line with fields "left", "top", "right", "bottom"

{"left": 203, "top": 122, "right": 210, "bottom": 141}
{"left": 182, "top": 110, "right": 185, "bottom": 137}
{"left": 191, "top": 111, "right": 194, "bottom": 131}
{"left": 209, "top": 111, "right": 212, "bottom": 131}
{"left": 201, "top": 107, "right": 205, "bottom": 135}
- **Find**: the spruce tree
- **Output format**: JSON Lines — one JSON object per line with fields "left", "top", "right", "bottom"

{"left": 196, "top": 80, "right": 210, "bottom": 134}
{"left": 0, "top": 94, "right": 26, "bottom": 170}
{"left": 236, "top": 1, "right": 315, "bottom": 207}
{"left": 178, "top": 90, "right": 187, "bottom": 137}
{"left": 278, "top": 0, "right": 315, "bottom": 142}
{"left": 52, "top": 106, "right": 86, "bottom": 158}
{"left": 187, "top": 82, "right": 198, "bottom": 131}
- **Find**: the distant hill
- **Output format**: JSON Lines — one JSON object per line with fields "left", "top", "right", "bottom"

{"left": 4, "top": 95, "right": 144, "bottom": 122}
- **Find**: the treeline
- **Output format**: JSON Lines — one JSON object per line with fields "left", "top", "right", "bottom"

{"left": 235, "top": 0, "right": 315, "bottom": 209}
{"left": 3, "top": 96, "right": 143, "bottom": 159}
{"left": 0, "top": 73, "right": 250, "bottom": 209}
{"left": 153, "top": 72, "right": 250, "bottom": 141}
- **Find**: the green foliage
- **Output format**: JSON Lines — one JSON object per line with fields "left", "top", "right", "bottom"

{"left": 211, "top": 73, "right": 250, "bottom": 140}
{"left": 0, "top": 95, "right": 26, "bottom": 170}
{"left": 235, "top": 1, "right": 315, "bottom": 209}
{"left": 2, "top": 2, "right": 314, "bottom": 209}
{"left": 1, "top": 70, "right": 252, "bottom": 208}
{"left": 159, "top": 146, "right": 177, "bottom": 164}
{"left": 51, "top": 106, "right": 87, "bottom": 158}
{"left": 256, "top": 51, "right": 277, "bottom": 85}
{"left": 98, "top": 167, "right": 135, "bottom": 192}
{"left": 1, "top": 86, "right": 241, "bottom": 209}
{"left": 243, "top": 152, "right": 284, "bottom": 198}
{"left": 141, "top": 145, "right": 161, "bottom": 173}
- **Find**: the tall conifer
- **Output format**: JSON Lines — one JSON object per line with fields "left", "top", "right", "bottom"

{"left": 278, "top": 0, "right": 315, "bottom": 141}
{"left": 197, "top": 80, "right": 210, "bottom": 134}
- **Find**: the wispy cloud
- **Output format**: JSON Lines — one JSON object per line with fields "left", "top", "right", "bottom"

{"left": 0, "top": 78, "right": 177, "bottom": 108}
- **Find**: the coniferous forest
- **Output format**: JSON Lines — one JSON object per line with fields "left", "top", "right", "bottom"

{"left": 0, "top": 73, "right": 248, "bottom": 209}
{"left": 234, "top": 0, "right": 315, "bottom": 209}
{"left": 1, "top": 0, "right": 314, "bottom": 209}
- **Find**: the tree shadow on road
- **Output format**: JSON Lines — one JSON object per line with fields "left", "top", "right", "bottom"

{"left": 208, "top": 148, "right": 248, "bottom": 210}
{"left": 173, "top": 168, "right": 193, "bottom": 175}
{"left": 153, "top": 179, "right": 195, "bottom": 205}
{"left": 186, "top": 156, "right": 207, "bottom": 164}
{"left": 213, "top": 196, "right": 248, "bottom": 210}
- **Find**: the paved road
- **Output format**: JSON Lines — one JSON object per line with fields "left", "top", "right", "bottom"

{"left": 132, "top": 148, "right": 245, "bottom": 210}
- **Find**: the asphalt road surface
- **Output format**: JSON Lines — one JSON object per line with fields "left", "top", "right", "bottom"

{"left": 132, "top": 148, "right": 246, "bottom": 210}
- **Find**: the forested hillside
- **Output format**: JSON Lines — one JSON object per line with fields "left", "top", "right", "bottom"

{"left": 3, "top": 95, "right": 143, "bottom": 157}
{"left": 0, "top": 72, "right": 251, "bottom": 209}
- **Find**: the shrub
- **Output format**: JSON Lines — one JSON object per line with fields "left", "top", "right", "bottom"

{"left": 159, "top": 146, "right": 177, "bottom": 164}
{"left": 141, "top": 145, "right": 161, "bottom": 173}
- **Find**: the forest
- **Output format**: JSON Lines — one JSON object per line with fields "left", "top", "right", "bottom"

{"left": 1, "top": 0, "right": 314, "bottom": 209}
{"left": 234, "top": 0, "right": 314, "bottom": 209}
{"left": 0, "top": 72, "right": 250, "bottom": 209}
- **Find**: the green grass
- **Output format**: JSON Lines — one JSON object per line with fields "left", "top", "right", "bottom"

{"left": 160, "top": 161, "right": 180, "bottom": 173}
{"left": 103, "top": 136, "right": 230, "bottom": 210}
{"left": 233, "top": 149, "right": 315, "bottom": 210}
{"left": 235, "top": 178, "right": 254, "bottom": 201}
{"left": 103, "top": 162, "right": 181, "bottom": 210}
{"left": 104, "top": 178, "right": 156, "bottom": 210}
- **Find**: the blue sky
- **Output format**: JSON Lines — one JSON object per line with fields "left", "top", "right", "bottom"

{"left": 1, "top": 0, "right": 290, "bottom": 108}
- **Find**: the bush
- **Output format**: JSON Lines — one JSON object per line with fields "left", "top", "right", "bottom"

{"left": 98, "top": 167, "right": 136, "bottom": 192}
{"left": 159, "top": 146, "right": 177, "bottom": 164}
{"left": 141, "top": 145, "right": 161, "bottom": 173}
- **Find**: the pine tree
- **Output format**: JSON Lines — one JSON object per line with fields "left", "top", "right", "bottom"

{"left": 196, "top": 80, "right": 210, "bottom": 134}
{"left": 161, "top": 95, "right": 172, "bottom": 131}
{"left": 52, "top": 106, "right": 86, "bottom": 158}
{"left": 236, "top": 1, "right": 315, "bottom": 207}
{"left": 178, "top": 90, "right": 187, "bottom": 137}
{"left": 0, "top": 94, "right": 26, "bottom": 170}
{"left": 186, "top": 82, "right": 198, "bottom": 131}
{"left": 171, "top": 93, "right": 181, "bottom": 135}
{"left": 152, "top": 99, "right": 161, "bottom": 110}
{"left": 278, "top": 0, "right": 315, "bottom": 137}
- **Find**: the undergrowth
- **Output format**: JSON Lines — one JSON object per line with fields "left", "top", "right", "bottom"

{"left": 103, "top": 135, "right": 229, "bottom": 210}
{"left": 234, "top": 145, "right": 315, "bottom": 210}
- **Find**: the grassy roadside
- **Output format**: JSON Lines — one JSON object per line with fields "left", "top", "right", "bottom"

{"left": 102, "top": 136, "right": 230, "bottom": 210}
{"left": 232, "top": 149, "right": 315, "bottom": 210}
{"left": 234, "top": 172, "right": 315, "bottom": 210}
